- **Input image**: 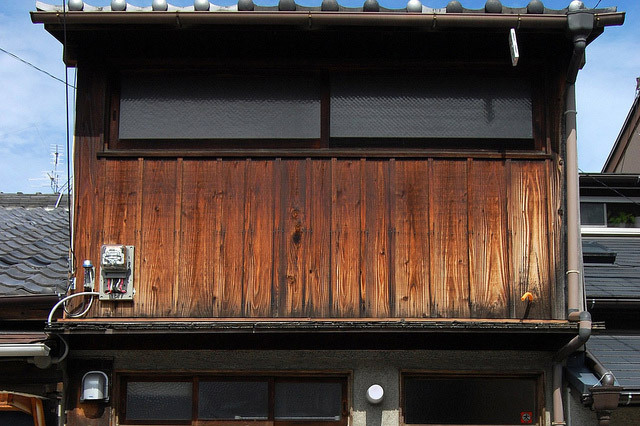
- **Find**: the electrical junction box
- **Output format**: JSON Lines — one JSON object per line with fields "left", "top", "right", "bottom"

{"left": 99, "top": 245, "right": 135, "bottom": 301}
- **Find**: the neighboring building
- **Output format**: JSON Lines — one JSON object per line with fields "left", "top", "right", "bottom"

{"left": 602, "top": 90, "right": 640, "bottom": 173}
{"left": 566, "top": 174, "right": 640, "bottom": 424}
{"left": 31, "top": 1, "right": 624, "bottom": 425}
{"left": 0, "top": 193, "right": 69, "bottom": 426}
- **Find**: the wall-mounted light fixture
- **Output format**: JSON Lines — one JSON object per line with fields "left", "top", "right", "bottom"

{"left": 81, "top": 371, "right": 109, "bottom": 402}
{"left": 366, "top": 384, "right": 384, "bottom": 405}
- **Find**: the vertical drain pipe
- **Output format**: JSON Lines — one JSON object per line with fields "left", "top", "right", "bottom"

{"left": 553, "top": 3, "right": 594, "bottom": 424}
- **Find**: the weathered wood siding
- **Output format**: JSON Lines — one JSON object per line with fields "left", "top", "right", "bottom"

{"left": 78, "top": 156, "right": 559, "bottom": 319}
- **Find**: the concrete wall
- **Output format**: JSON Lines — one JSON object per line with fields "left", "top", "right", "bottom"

{"left": 71, "top": 349, "right": 556, "bottom": 426}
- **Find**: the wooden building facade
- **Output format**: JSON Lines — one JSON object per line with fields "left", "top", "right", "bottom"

{"left": 32, "top": 2, "right": 624, "bottom": 425}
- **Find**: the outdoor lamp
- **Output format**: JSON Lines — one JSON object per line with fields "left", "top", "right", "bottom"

{"left": 366, "top": 384, "right": 384, "bottom": 404}
{"left": 81, "top": 371, "right": 109, "bottom": 402}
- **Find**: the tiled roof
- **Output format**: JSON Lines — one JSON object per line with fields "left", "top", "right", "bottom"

{"left": 588, "top": 335, "right": 640, "bottom": 389}
{"left": 0, "top": 194, "right": 69, "bottom": 297}
{"left": 36, "top": 0, "right": 616, "bottom": 15}
{"left": 583, "top": 236, "right": 640, "bottom": 300}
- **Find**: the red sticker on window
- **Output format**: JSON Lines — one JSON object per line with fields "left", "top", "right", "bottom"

{"left": 520, "top": 411, "right": 533, "bottom": 424}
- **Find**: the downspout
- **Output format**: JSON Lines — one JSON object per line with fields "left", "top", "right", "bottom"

{"left": 552, "top": 3, "right": 594, "bottom": 425}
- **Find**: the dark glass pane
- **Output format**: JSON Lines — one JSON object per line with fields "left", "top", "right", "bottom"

{"left": 581, "top": 202, "right": 606, "bottom": 225}
{"left": 120, "top": 73, "right": 321, "bottom": 140}
{"left": 331, "top": 74, "right": 532, "bottom": 139}
{"left": 198, "top": 381, "right": 268, "bottom": 420}
{"left": 126, "top": 381, "right": 192, "bottom": 420}
{"left": 404, "top": 377, "right": 536, "bottom": 425}
{"left": 275, "top": 381, "right": 342, "bottom": 421}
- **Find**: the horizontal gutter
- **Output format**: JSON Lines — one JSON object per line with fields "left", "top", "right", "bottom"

{"left": 0, "top": 295, "right": 60, "bottom": 305}
{"left": 31, "top": 11, "right": 624, "bottom": 30}
{"left": 0, "top": 343, "right": 50, "bottom": 357}
{"left": 588, "top": 298, "right": 640, "bottom": 309}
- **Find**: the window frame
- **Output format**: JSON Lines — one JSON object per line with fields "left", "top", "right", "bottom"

{"left": 117, "top": 373, "right": 349, "bottom": 426}
{"left": 400, "top": 371, "right": 544, "bottom": 426}
{"left": 105, "top": 67, "right": 545, "bottom": 155}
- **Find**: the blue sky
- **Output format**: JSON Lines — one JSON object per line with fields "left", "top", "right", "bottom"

{"left": 0, "top": 0, "right": 638, "bottom": 193}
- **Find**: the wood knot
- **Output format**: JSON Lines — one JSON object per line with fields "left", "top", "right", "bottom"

{"left": 292, "top": 226, "right": 302, "bottom": 245}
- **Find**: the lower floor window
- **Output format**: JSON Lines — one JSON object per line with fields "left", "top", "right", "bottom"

{"left": 120, "top": 375, "right": 347, "bottom": 425}
{"left": 402, "top": 374, "right": 540, "bottom": 425}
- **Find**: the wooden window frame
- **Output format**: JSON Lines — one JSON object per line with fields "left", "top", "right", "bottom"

{"left": 105, "top": 67, "right": 546, "bottom": 156}
{"left": 400, "top": 371, "right": 544, "bottom": 426}
{"left": 118, "top": 373, "right": 349, "bottom": 426}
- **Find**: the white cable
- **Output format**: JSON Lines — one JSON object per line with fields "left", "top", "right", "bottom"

{"left": 48, "top": 292, "right": 99, "bottom": 325}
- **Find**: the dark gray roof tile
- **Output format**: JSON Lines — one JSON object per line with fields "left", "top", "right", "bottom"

{"left": 0, "top": 194, "right": 69, "bottom": 297}
{"left": 588, "top": 335, "right": 640, "bottom": 389}
{"left": 583, "top": 237, "right": 640, "bottom": 300}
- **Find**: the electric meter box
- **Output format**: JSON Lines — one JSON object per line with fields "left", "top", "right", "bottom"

{"left": 99, "top": 245, "right": 135, "bottom": 301}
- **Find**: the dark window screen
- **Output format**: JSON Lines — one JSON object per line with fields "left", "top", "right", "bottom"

{"left": 331, "top": 74, "right": 532, "bottom": 139}
{"left": 274, "top": 381, "right": 343, "bottom": 421}
{"left": 119, "top": 73, "right": 321, "bottom": 140}
{"left": 404, "top": 376, "right": 537, "bottom": 425}
{"left": 198, "top": 381, "right": 268, "bottom": 420}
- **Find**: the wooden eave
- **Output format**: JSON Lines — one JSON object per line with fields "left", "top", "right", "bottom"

{"left": 48, "top": 318, "right": 582, "bottom": 333}
{"left": 44, "top": 319, "right": 602, "bottom": 352}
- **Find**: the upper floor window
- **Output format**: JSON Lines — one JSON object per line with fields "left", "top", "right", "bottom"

{"left": 118, "top": 73, "right": 321, "bottom": 140}
{"left": 110, "top": 70, "right": 535, "bottom": 151}
{"left": 330, "top": 74, "right": 532, "bottom": 140}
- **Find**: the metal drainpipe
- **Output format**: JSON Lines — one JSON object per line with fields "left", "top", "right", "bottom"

{"left": 552, "top": 5, "right": 594, "bottom": 425}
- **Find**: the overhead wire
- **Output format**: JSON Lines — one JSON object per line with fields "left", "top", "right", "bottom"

{"left": 0, "top": 46, "right": 75, "bottom": 89}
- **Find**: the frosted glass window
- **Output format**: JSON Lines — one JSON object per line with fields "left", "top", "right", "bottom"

{"left": 198, "top": 381, "right": 268, "bottom": 420}
{"left": 119, "top": 73, "right": 321, "bottom": 140}
{"left": 126, "top": 381, "right": 192, "bottom": 420}
{"left": 275, "top": 382, "right": 342, "bottom": 420}
{"left": 331, "top": 75, "right": 532, "bottom": 139}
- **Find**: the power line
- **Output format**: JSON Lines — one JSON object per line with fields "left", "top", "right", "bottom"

{"left": 0, "top": 46, "right": 75, "bottom": 89}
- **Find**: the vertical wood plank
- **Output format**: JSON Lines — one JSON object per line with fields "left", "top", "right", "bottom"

{"left": 393, "top": 160, "right": 430, "bottom": 318}
{"left": 467, "top": 160, "right": 510, "bottom": 318}
{"left": 331, "top": 159, "right": 362, "bottom": 317}
{"left": 72, "top": 67, "right": 106, "bottom": 317}
{"left": 100, "top": 159, "right": 139, "bottom": 318}
{"left": 177, "top": 160, "right": 220, "bottom": 317}
{"left": 243, "top": 160, "right": 275, "bottom": 317}
{"left": 137, "top": 160, "right": 177, "bottom": 317}
{"left": 173, "top": 159, "right": 183, "bottom": 314}
{"left": 548, "top": 157, "right": 564, "bottom": 319}
{"left": 429, "top": 160, "right": 470, "bottom": 318}
{"left": 363, "top": 160, "right": 390, "bottom": 318}
{"left": 219, "top": 160, "right": 246, "bottom": 317}
{"left": 508, "top": 161, "right": 551, "bottom": 319}
{"left": 274, "top": 160, "right": 308, "bottom": 317}
{"left": 305, "top": 159, "right": 332, "bottom": 317}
